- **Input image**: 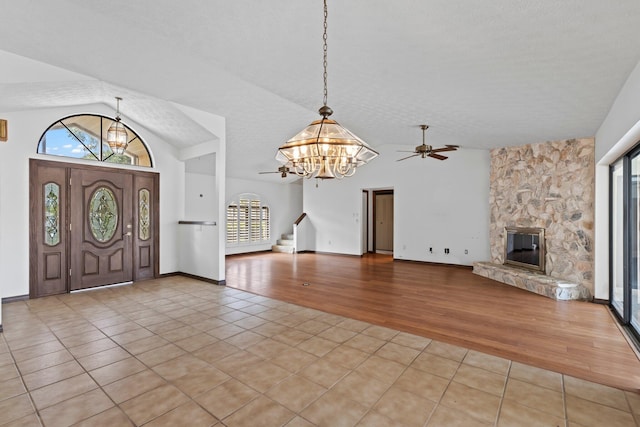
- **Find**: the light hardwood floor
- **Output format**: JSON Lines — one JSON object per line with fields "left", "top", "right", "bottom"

{"left": 226, "top": 252, "right": 640, "bottom": 392}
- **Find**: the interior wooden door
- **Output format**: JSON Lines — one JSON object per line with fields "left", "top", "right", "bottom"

{"left": 374, "top": 191, "right": 394, "bottom": 252}
{"left": 70, "top": 168, "right": 133, "bottom": 290}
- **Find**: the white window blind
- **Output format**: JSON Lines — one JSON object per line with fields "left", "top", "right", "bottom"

{"left": 226, "top": 194, "right": 270, "bottom": 245}
{"left": 261, "top": 206, "right": 270, "bottom": 241}
{"left": 226, "top": 204, "right": 238, "bottom": 244}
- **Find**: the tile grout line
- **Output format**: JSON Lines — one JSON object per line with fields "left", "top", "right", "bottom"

{"left": 34, "top": 293, "right": 138, "bottom": 427}
{"left": 1, "top": 330, "right": 44, "bottom": 426}
{"left": 5, "top": 277, "right": 640, "bottom": 426}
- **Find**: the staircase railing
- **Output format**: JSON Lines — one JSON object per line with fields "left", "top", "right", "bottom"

{"left": 292, "top": 212, "right": 307, "bottom": 253}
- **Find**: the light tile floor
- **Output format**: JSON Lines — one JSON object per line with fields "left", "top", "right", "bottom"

{"left": 1, "top": 276, "right": 640, "bottom": 427}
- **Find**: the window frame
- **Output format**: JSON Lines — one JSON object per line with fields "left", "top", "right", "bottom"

{"left": 37, "top": 113, "right": 152, "bottom": 167}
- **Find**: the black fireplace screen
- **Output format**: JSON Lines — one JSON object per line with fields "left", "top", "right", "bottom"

{"left": 504, "top": 227, "right": 545, "bottom": 272}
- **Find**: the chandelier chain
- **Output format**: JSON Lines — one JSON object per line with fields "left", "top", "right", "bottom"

{"left": 115, "top": 96, "right": 122, "bottom": 121}
{"left": 322, "top": 0, "right": 328, "bottom": 107}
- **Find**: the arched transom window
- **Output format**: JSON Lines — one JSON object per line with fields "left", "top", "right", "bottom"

{"left": 37, "top": 114, "right": 152, "bottom": 167}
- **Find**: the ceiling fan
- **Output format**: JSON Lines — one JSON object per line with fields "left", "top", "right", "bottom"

{"left": 397, "top": 125, "right": 459, "bottom": 161}
{"left": 259, "top": 165, "right": 291, "bottom": 178}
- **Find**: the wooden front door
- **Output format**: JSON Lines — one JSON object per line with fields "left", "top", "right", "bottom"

{"left": 30, "top": 159, "right": 159, "bottom": 296}
{"left": 70, "top": 168, "right": 133, "bottom": 290}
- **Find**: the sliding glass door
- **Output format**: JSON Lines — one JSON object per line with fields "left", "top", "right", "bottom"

{"left": 631, "top": 154, "right": 640, "bottom": 331}
{"left": 611, "top": 145, "right": 640, "bottom": 338}
{"left": 611, "top": 160, "right": 625, "bottom": 318}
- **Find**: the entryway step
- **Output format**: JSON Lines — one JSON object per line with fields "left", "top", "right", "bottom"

{"left": 272, "top": 244, "right": 294, "bottom": 253}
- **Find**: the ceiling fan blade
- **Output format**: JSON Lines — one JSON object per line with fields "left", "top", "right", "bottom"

{"left": 428, "top": 153, "right": 448, "bottom": 160}
{"left": 445, "top": 145, "right": 460, "bottom": 148}
{"left": 397, "top": 150, "right": 417, "bottom": 153}
{"left": 396, "top": 154, "right": 419, "bottom": 162}
{"left": 431, "top": 146, "right": 457, "bottom": 153}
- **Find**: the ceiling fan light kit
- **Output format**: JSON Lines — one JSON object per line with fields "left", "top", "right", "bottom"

{"left": 396, "top": 124, "right": 459, "bottom": 162}
{"left": 276, "top": 0, "right": 378, "bottom": 180}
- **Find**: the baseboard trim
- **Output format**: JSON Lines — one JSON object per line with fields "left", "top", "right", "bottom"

{"left": 2, "top": 295, "right": 29, "bottom": 304}
{"left": 160, "top": 272, "right": 226, "bottom": 286}
{"left": 312, "top": 251, "right": 363, "bottom": 258}
{"left": 606, "top": 306, "right": 640, "bottom": 359}
{"left": 226, "top": 250, "right": 272, "bottom": 258}
{"left": 593, "top": 298, "right": 609, "bottom": 305}
{"left": 393, "top": 258, "right": 473, "bottom": 270}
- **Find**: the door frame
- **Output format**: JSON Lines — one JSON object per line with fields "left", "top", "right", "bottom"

{"left": 29, "top": 159, "right": 159, "bottom": 297}
{"left": 609, "top": 141, "right": 640, "bottom": 344}
{"left": 361, "top": 190, "right": 369, "bottom": 255}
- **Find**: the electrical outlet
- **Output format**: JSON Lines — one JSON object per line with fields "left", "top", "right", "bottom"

{"left": 444, "top": 248, "right": 450, "bottom": 254}
{"left": 429, "top": 247, "right": 433, "bottom": 253}
{"left": 464, "top": 249, "right": 468, "bottom": 254}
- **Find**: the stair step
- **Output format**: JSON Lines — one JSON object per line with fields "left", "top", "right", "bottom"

{"left": 272, "top": 244, "right": 295, "bottom": 253}
{"left": 277, "top": 239, "right": 294, "bottom": 246}
{"left": 282, "top": 233, "right": 294, "bottom": 240}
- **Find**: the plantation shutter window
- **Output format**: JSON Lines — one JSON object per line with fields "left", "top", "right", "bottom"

{"left": 226, "top": 204, "right": 239, "bottom": 244}
{"left": 226, "top": 194, "right": 271, "bottom": 246}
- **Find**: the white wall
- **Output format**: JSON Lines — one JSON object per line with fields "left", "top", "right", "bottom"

{"left": 0, "top": 104, "right": 187, "bottom": 298}
{"left": 185, "top": 173, "right": 217, "bottom": 220}
{"left": 173, "top": 105, "right": 226, "bottom": 282}
{"left": 594, "top": 59, "right": 640, "bottom": 299}
{"left": 226, "top": 177, "right": 303, "bottom": 255}
{"left": 303, "top": 144, "right": 491, "bottom": 264}
{"left": 178, "top": 172, "right": 220, "bottom": 281}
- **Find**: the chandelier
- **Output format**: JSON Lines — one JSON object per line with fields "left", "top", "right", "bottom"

{"left": 276, "top": 0, "right": 378, "bottom": 179}
{"left": 106, "top": 97, "right": 128, "bottom": 155}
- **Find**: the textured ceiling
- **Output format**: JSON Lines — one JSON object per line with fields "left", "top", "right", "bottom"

{"left": 1, "top": 0, "right": 640, "bottom": 182}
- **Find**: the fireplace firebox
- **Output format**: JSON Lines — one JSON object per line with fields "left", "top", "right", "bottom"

{"left": 504, "top": 227, "right": 545, "bottom": 272}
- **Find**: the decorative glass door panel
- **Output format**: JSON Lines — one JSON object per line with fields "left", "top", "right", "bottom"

{"left": 70, "top": 169, "right": 133, "bottom": 290}
{"left": 44, "top": 183, "right": 61, "bottom": 246}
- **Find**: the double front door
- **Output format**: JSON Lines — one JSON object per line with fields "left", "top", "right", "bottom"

{"left": 30, "top": 159, "right": 158, "bottom": 297}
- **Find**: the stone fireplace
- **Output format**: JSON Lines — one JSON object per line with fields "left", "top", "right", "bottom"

{"left": 473, "top": 138, "right": 594, "bottom": 301}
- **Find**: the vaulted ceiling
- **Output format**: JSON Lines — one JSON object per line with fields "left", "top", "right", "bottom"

{"left": 1, "top": 1, "right": 640, "bottom": 181}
